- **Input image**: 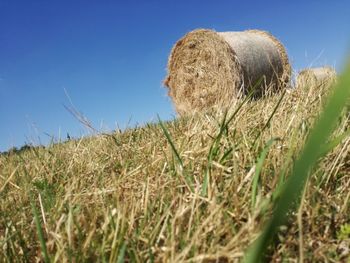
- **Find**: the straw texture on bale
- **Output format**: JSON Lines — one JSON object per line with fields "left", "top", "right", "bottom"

{"left": 164, "top": 29, "right": 291, "bottom": 114}
{"left": 296, "top": 66, "right": 337, "bottom": 88}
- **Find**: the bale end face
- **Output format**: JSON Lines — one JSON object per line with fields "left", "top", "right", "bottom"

{"left": 164, "top": 29, "right": 243, "bottom": 115}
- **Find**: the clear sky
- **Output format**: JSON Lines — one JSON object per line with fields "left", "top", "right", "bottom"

{"left": 0, "top": 0, "right": 349, "bottom": 151}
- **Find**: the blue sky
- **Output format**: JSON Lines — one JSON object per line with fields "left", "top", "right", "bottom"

{"left": 0, "top": 1, "right": 349, "bottom": 151}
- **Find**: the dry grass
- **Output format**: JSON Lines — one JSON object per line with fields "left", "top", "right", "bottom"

{"left": 0, "top": 79, "right": 349, "bottom": 262}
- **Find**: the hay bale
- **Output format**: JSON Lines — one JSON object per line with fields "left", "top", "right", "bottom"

{"left": 164, "top": 29, "right": 291, "bottom": 114}
{"left": 296, "top": 66, "right": 337, "bottom": 88}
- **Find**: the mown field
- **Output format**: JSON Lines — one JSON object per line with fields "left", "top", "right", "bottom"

{"left": 1, "top": 72, "right": 349, "bottom": 262}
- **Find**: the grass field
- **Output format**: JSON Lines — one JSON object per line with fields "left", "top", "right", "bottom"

{"left": 1, "top": 70, "right": 349, "bottom": 262}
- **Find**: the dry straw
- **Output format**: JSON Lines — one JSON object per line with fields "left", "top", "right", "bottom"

{"left": 164, "top": 29, "right": 291, "bottom": 114}
{"left": 296, "top": 66, "right": 337, "bottom": 88}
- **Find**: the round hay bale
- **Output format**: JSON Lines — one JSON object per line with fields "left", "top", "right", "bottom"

{"left": 164, "top": 29, "right": 291, "bottom": 115}
{"left": 296, "top": 66, "right": 337, "bottom": 88}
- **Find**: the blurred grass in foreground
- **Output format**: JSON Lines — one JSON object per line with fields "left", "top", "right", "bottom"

{"left": 245, "top": 61, "right": 350, "bottom": 262}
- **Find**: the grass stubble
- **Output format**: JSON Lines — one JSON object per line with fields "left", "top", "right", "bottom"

{"left": 0, "top": 65, "right": 349, "bottom": 262}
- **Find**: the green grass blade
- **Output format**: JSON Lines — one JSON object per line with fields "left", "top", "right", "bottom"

{"left": 158, "top": 115, "right": 184, "bottom": 170}
{"left": 202, "top": 84, "right": 261, "bottom": 197}
{"left": 244, "top": 61, "right": 350, "bottom": 263}
{"left": 117, "top": 241, "right": 127, "bottom": 263}
{"left": 251, "top": 138, "right": 278, "bottom": 210}
{"left": 19, "top": 159, "right": 50, "bottom": 262}
{"left": 202, "top": 111, "right": 228, "bottom": 196}
{"left": 252, "top": 90, "right": 286, "bottom": 149}
{"left": 158, "top": 116, "right": 195, "bottom": 192}
{"left": 30, "top": 192, "right": 50, "bottom": 263}
{"left": 225, "top": 77, "right": 263, "bottom": 126}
